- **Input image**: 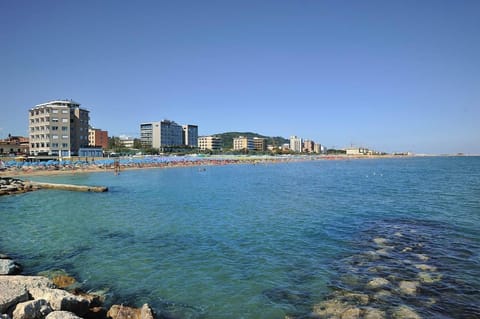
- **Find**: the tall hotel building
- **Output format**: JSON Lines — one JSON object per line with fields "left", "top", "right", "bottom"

{"left": 198, "top": 136, "right": 222, "bottom": 151}
{"left": 141, "top": 120, "right": 194, "bottom": 149}
{"left": 182, "top": 125, "right": 198, "bottom": 147}
{"left": 29, "top": 100, "right": 89, "bottom": 157}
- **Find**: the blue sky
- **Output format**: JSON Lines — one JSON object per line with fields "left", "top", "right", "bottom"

{"left": 1, "top": 0, "right": 479, "bottom": 154}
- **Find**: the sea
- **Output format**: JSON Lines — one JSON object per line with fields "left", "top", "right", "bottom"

{"left": 1, "top": 156, "right": 479, "bottom": 319}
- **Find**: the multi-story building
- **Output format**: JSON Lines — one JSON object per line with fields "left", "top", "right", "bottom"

{"left": 0, "top": 136, "right": 29, "bottom": 155}
{"left": 233, "top": 136, "right": 254, "bottom": 151}
{"left": 303, "top": 140, "right": 315, "bottom": 153}
{"left": 140, "top": 120, "right": 186, "bottom": 149}
{"left": 182, "top": 125, "right": 198, "bottom": 147}
{"left": 88, "top": 127, "right": 108, "bottom": 149}
{"left": 289, "top": 136, "right": 303, "bottom": 153}
{"left": 198, "top": 136, "right": 222, "bottom": 151}
{"left": 253, "top": 137, "right": 266, "bottom": 151}
{"left": 314, "top": 143, "right": 323, "bottom": 154}
{"left": 29, "top": 100, "right": 89, "bottom": 157}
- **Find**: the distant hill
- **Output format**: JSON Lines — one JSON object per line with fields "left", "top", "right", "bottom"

{"left": 212, "top": 132, "right": 289, "bottom": 149}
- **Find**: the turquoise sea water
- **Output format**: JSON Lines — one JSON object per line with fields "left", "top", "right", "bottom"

{"left": 1, "top": 157, "right": 479, "bottom": 318}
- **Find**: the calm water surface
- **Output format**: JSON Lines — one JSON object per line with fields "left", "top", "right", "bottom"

{"left": 1, "top": 157, "right": 479, "bottom": 318}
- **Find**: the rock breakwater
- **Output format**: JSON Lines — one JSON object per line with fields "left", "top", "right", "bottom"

{"left": 0, "top": 254, "right": 155, "bottom": 319}
{"left": 0, "top": 178, "right": 38, "bottom": 196}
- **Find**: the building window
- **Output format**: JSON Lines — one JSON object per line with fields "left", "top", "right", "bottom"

{"left": 52, "top": 109, "right": 59, "bottom": 113}
{"left": 62, "top": 126, "right": 68, "bottom": 131}
{"left": 52, "top": 118, "right": 59, "bottom": 122}
{"left": 62, "top": 143, "right": 68, "bottom": 148}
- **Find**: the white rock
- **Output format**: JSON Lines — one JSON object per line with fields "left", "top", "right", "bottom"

{"left": 0, "top": 278, "right": 29, "bottom": 313}
{"left": 45, "top": 311, "right": 83, "bottom": 319}
{"left": 29, "top": 288, "right": 89, "bottom": 316}
{"left": 0, "top": 260, "right": 22, "bottom": 275}
{"left": 13, "top": 299, "right": 52, "bottom": 319}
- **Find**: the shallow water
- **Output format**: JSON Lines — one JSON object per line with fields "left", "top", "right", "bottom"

{"left": 1, "top": 157, "right": 479, "bottom": 318}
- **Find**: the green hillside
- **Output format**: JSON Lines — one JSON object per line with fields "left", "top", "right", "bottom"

{"left": 212, "top": 132, "right": 289, "bottom": 150}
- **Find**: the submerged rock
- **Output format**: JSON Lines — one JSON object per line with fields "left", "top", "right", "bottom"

{"left": 398, "top": 281, "right": 419, "bottom": 295}
{"left": 107, "top": 304, "right": 154, "bottom": 319}
{"left": 366, "top": 277, "right": 390, "bottom": 290}
{"left": 363, "top": 307, "right": 386, "bottom": 319}
{"left": 417, "top": 272, "right": 442, "bottom": 284}
{"left": 414, "top": 264, "right": 437, "bottom": 272}
{"left": 391, "top": 305, "right": 422, "bottom": 319}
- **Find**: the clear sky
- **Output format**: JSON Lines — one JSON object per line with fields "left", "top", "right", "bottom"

{"left": 1, "top": 0, "right": 479, "bottom": 154}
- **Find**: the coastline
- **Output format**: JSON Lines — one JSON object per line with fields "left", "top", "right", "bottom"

{"left": 0, "top": 154, "right": 406, "bottom": 179}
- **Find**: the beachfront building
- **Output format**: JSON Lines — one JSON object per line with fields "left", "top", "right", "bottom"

{"left": 233, "top": 136, "right": 254, "bottom": 151}
{"left": 182, "top": 125, "right": 198, "bottom": 148}
{"left": 290, "top": 136, "right": 303, "bottom": 153}
{"left": 28, "top": 100, "right": 89, "bottom": 157}
{"left": 198, "top": 136, "right": 222, "bottom": 151}
{"left": 345, "top": 147, "right": 369, "bottom": 155}
{"left": 140, "top": 120, "right": 187, "bottom": 150}
{"left": 314, "top": 143, "right": 323, "bottom": 154}
{"left": 253, "top": 137, "right": 267, "bottom": 151}
{"left": 119, "top": 135, "right": 135, "bottom": 149}
{"left": 88, "top": 127, "right": 108, "bottom": 149}
{"left": 303, "top": 140, "right": 314, "bottom": 153}
{"left": 0, "top": 135, "right": 29, "bottom": 155}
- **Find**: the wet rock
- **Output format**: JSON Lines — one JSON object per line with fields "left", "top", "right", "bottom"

{"left": 401, "top": 247, "right": 413, "bottom": 253}
{"left": 107, "top": 304, "right": 154, "bottom": 319}
{"left": 366, "top": 277, "right": 390, "bottom": 290}
{"left": 52, "top": 275, "right": 76, "bottom": 289}
{"left": 363, "top": 307, "right": 386, "bottom": 319}
{"left": 0, "top": 279, "right": 29, "bottom": 313}
{"left": 398, "top": 281, "right": 419, "bottom": 295}
{"left": 313, "top": 299, "right": 351, "bottom": 317}
{"left": 341, "top": 307, "right": 361, "bottom": 319}
{"left": 45, "top": 311, "right": 83, "bottom": 319}
{"left": 29, "top": 288, "right": 89, "bottom": 316}
{"left": 84, "top": 306, "right": 107, "bottom": 319}
{"left": 391, "top": 305, "right": 421, "bottom": 319}
{"left": 333, "top": 291, "right": 369, "bottom": 305}
{"left": 372, "top": 290, "right": 392, "bottom": 301}
{"left": 1, "top": 314, "right": 11, "bottom": 319}
{"left": 418, "top": 272, "right": 442, "bottom": 283}
{"left": 12, "top": 299, "right": 52, "bottom": 319}
{"left": 0, "top": 260, "right": 22, "bottom": 275}
{"left": 373, "top": 238, "right": 389, "bottom": 246}
{"left": 413, "top": 254, "right": 429, "bottom": 261}
{"left": 415, "top": 264, "right": 437, "bottom": 272}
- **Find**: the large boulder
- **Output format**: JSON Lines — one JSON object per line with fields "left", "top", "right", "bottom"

{"left": 0, "top": 280, "right": 29, "bottom": 314}
{"left": 29, "top": 288, "right": 89, "bottom": 316}
{"left": 12, "top": 299, "right": 52, "bottom": 319}
{"left": 0, "top": 260, "right": 22, "bottom": 275}
{"left": 0, "top": 276, "right": 54, "bottom": 292}
{"left": 45, "top": 311, "right": 83, "bottom": 319}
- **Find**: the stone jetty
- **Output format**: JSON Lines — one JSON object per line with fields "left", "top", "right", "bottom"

{"left": 0, "top": 178, "right": 107, "bottom": 196}
{"left": 0, "top": 254, "right": 154, "bottom": 319}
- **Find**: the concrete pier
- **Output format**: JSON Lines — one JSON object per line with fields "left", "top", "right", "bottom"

{"left": 30, "top": 181, "right": 108, "bottom": 193}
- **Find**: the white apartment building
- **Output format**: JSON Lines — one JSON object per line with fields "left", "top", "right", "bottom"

{"left": 198, "top": 136, "right": 222, "bottom": 151}
{"left": 29, "top": 100, "right": 89, "bottom": 157}
{"left": 289, "top": 136, "right": 303, "bottom": 153}
{"left": 140, "top": 120, "right": 189, "bottom": 149}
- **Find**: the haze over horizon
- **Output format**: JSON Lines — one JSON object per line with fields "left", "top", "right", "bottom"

{"left": 1, "top": 1, "right": 479, "bottom": 154}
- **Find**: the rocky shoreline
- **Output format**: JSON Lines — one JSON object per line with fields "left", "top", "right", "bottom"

{"left": 0, "top": 178, "right": 38, "bottom": 196}
{"left": 0, "top": 254, "right": 155, "bottom": 319}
